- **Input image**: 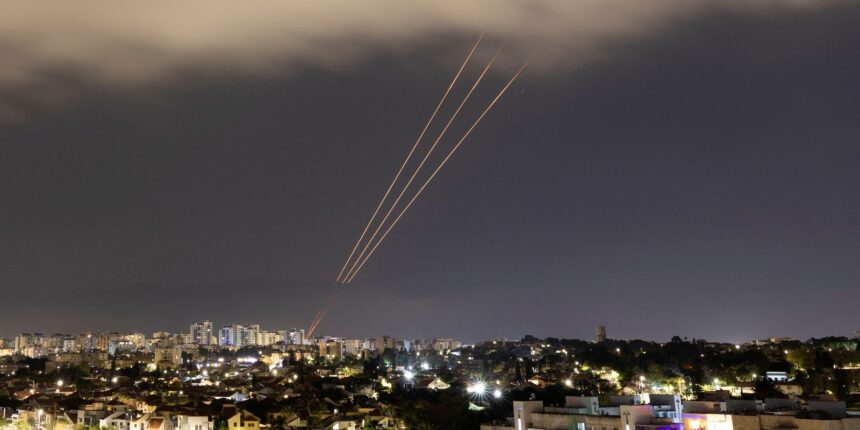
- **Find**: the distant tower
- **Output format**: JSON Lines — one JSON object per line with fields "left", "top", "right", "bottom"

{"left": 596, "top": 325, "right": 607, "bottom": 343}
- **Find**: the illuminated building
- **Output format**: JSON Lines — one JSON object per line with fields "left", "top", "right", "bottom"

{"left": 432, "top": 338, "right": 461, "bottom": 352}
{"left": 226, "top": 411, "right": 261, "bottom": 430}
{"left": 319, "top": 337, "right": 344, "bottom": 361}
{"left": 219, "top": 324, "right": 255, "bottom": 348}
{"left": 285, "top": 328, "right": 306, "bottom": 345}
{"left": 342, "top": 338, "right": 365, "bottom": 356}
{"left": 488, "top": 396, "right": 858, "bottom": 430}
{"left": 190, "top": 320, "right": 213, "bottom": 345}
{"left": 376, "top": 335, "right": 397, "bottom": 351}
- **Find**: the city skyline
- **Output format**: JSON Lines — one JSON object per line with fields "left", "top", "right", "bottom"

{"left": 3, "top": 320, "right": 859, "bottom": 347}
{"left": 1, "top": 1, "right": 858, "bottom": 343}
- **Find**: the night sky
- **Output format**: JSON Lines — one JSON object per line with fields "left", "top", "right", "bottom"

{"left": 1, "top": 1, "right": 858, "bottom": 343}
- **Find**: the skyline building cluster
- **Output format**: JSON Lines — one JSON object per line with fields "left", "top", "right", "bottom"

{"left": 0, "top": 319, "right": 464, "bottom": 361}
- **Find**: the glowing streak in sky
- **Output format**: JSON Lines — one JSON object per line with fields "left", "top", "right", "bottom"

{"left": 341, "top": 43, "right": 505, "bottom": 283}
{"left": 307, "top": 309, "right": 323, "bottom": 336}
{"left": 344, "top": 58, "right": 532, "bottom": 284}
{"left": 334, "top": 34, "right": 485, "bottom": 283}
{"left": 307, "top": 308, "right": 326, "bottom": 337}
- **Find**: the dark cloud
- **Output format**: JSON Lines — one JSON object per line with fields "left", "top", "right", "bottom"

{"left": 0, "top": 2, "right": 857, "bottom": 342}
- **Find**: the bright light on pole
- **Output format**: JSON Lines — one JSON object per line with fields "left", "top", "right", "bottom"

{"left": 493, "top": 389, "right": 502, "bottom": 399}
{"left": 403, "top": 370, "right": 414, "bottom": 381}
{"left": 467, "top": 381, "right": 487, "bottom": 395}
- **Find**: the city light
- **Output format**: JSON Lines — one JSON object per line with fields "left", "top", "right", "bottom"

{"left": 493, "top": 389, "right": 502, "bottom": 399}
{"left": 56, "top": 379, "right": 63, "bottom": 387}
{"left": 467, "top": 381, "right": 487, "bottom": 395}
{"left": 403, "top": 370, "right": 414, "bottom": 380}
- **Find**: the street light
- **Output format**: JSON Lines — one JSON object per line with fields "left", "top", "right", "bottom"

{"left": 493, "top": 389, "right": 502, "bottom": 399}
{"left": 467, "top": 381, "right": 487, "bottom": 396}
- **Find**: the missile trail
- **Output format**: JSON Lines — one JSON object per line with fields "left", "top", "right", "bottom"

{"left": 306, "top": 288, "right": 342, "bottom": 337}
{"left": 306, "top": 310, "right": 323, "bottom": 336}
{"left": 334, "top": 34, "right": 485, "bottom": 283}
{"left": 341, "top": 44, "right": 505, "bottom": 283}
{"left": 344, "top": 58, "right": 533, "bottom": 284}
{"left": 307, "top": 309, "right": 326, "bottom": 337}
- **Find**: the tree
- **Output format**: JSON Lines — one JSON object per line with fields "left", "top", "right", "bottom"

{"left": 754, "top": 378, "right": 785, "bottom": 399}
{"left": 15, "top": 419, "right": 31, "bottom": 430}
{"left": 832, "top": 368, "right": 850, "bottom": 400}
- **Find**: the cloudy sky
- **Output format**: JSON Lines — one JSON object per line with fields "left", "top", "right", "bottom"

{"left": 1, "top": 1, "right": 858, "bottom": 342}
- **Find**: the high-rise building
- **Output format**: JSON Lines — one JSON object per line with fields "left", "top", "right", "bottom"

{"left": 342, "top": 338, "right": 364, "bottom": 356}
{"left": 255, "top": 330, "right": 282, "bottom": 346}
{"left": 219, "top": 325, "right": 241, "bottom": 347}
{"left": 218, "top": 324, "right": 260, "bottom": 348}
{"left": 286, "top": 329, "right": 306, "bottom": 345}
{"left": 596, "top": 325, "right": 607, "bottom": 343}
{"left": 432, "top": 338, "right": 461, "bottom": 352}
{"left": 190, "top": 320, "right": 213, "bottom": 345}
{"left": 14, "top": 334, "right": 36, "bottom": 353}
{"left": 318, "top": 337, "right": 343, "bottom": 361}
{"left": 376, "top": 336, "right": 397, "bottom": 352}
{"left": 246, "top": 325, "right": 261, "bottom": 347}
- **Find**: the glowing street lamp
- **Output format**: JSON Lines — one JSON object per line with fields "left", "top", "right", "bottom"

{"left": 467, "top": 381, "right": 487, "bottom": 396}
{"left": 493, "top": 389, "right": 502, "bottom": 399}
{"left": 403, "top": 370, "right": 414, "bottom": 381}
